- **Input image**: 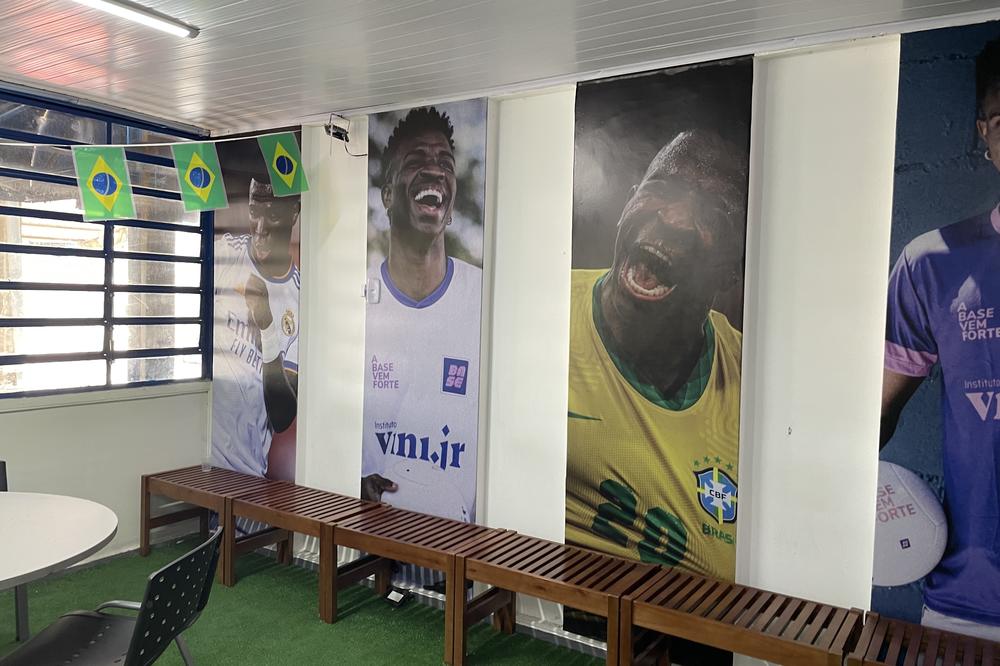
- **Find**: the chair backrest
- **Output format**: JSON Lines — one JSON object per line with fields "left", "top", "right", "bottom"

{"left": 124, "top": 528, "right": 223, "bottom": 666}
{"left": 0, "top": 459, "right": 7, "bottom": 491}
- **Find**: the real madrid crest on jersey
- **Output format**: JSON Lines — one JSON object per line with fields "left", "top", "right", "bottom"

{"left": 281, "top": 309, "right": 296, "bottom": 336}
{"left": 693, "top": 459, "right": 738, "bottom": 524}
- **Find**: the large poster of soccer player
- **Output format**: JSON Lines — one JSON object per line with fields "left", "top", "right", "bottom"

{"left": 360, "top": 101, "right": 486, "bottom": 538}
{"left": 565, "top": 60, "right": 751, "bottom": 652}
{"left": 874, "top": 23, "right": 1000, "bottom": 642}
{"left": 211, "top": 135, "right": 300, "bottom": 482}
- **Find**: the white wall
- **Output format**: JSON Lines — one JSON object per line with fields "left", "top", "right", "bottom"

{"left": 480, "top": 87, "right": 576, "bottom": 540}
{"left": 297, "top": 122, "right": 369, "bottom": 499}
{"left": 0, "top": 384, "right": 208, "bottom": 558}
{"left": 736, "top": 37, "right": 899, "bottom": 611}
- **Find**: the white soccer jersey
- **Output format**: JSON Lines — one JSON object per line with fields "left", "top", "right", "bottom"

{"left": 361, "top": 257, "right": 483, "bottom": 522}
{"left": 212, "top": 233, "right": 300, "bottom": 477}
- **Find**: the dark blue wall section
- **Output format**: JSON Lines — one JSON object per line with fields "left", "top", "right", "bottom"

{"left": 874, "top": 20, "right": 1000, "bottom": 623}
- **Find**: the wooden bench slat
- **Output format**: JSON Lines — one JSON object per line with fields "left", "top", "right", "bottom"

{"left": 535, "top": 548, "right": 590, "bottom": 579}
{"left": 482, "top": 535, "right": 539, "bottom": 567}
{"left": 518, "top": 541, "right": 565, "bottom": 574}
{"left": 668, "top": 575, "right": 710, "bottom": 612}
{"left": 944, "top": 634, "right": 959, "bottom": 665}
{"left": 736, "top": 590, "right": 777, "bottom": 630}
{"left": 799, "top": 603, "right": 833, "bottom": 646}
{"left": 780, "top": 600, "right": 816, "bottom": 642}
{"left": 864, "top": 615, "right": 891, "bottom": 660}
{"left": 577, "top": 559, "right": 627, "bottom": 589}
{"left": 901, "top": 624, "right": 923, "bottom": 666}
{"left": 748, "top": 593, "right": 787, "bottom": 632}
{"left": 651, "top": 570, "right": 696, "bottom": 607}
{"left": 492, "top": 537, "right": 552, "bottom": 569}
{"left": 816, "top": 607, "right": 848, "bottom": 649}
{"left": 720, "top": 587, "right": 760, "bottom": 625}
{"left": 765, "top": 596, "right": 800, "bottom": 636}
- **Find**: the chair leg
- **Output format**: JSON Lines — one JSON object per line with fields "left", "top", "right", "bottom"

{"left": 139, "top": 475, "right": 151, "bottom": 557}
{"left": 175, "top": 634, "right": 195, "bottom": 665}
{"left": 14, "top": 584, "right": 29, "bottom": 641}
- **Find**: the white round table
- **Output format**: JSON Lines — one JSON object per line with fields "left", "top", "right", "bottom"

{"left": 0, "top": 492, "right": 118, "bottom": 641}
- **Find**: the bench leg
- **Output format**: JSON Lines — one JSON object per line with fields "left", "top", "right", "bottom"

{"left": 449, "top": 557, "right": 469, "bottom": 666}
{"left": 319, "top": 524, "right": 336, "bottom": 624}
{"left": 139, "top": 475, "right": 151, "bottom": 557}
{"left": 618, "top": 598, "right": 633, "bottom": 666}
{"left": 199, "top": 508, "right": 210, "bottom": 539}
{"left": 277, "top": 533, "right": 293, "bottom": 565}
{"left": 606, "top": 597, "right": 620, "bottom": 666}
{"left": 219, "top": 498, "right": 236, "bottom": 587}
{"left": 492, "top": 591, "right": 516, "bottom": 634}
{"left": 374, "top": 558, "right": 391, "bottom": 596}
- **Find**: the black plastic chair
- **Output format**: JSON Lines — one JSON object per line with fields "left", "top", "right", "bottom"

{"left": 0, "top": 528, "right": 223, "bottom": 666}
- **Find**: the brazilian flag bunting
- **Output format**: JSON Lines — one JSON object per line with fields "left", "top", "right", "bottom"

{"left": 257, "top": 133, "right": 309, "bottom": 196}
{"left": 171, "top": 142, "right": 228, "bottom": 212}
{"left": 72, "top": 146, "right": 135, "bottom": 221}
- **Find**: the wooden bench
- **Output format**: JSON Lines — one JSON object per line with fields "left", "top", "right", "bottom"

{"left": 620, "top": 568, "right": 862, "bottom": 665}
{"left": 847, "top": 612, "right": 1000, "bottom": 666}
{"left": 140, "top": 466, "right": 291, "bottom": 585}
{"left": 330, "top": 505, "right": 511, "bottom": 665}
{"left": 230, "top": 483, "right": 389, "bottom": 622}
{"left": 453, "top": 532, "right": 658, "bottom": 666}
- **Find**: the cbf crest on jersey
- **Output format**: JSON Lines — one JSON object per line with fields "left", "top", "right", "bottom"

{"left": 72, "top": 146, "right": 136, "bottom": 221}
{"left": 695, "top": 466, "right": 738, "bottom": 524}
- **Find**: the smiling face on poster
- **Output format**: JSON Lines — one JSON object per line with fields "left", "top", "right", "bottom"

{"left": 875, "top": 23, "right": 1000, "bottom": 641}
{"left": 359, "top": 100, "right": 487, "bottom": 543}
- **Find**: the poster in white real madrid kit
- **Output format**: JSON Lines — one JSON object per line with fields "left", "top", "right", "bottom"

{"left": 211, "top": 135, "right": 302, "bottom": 483}
{"left": 565, "top": 60, "right": 751, "bottom": 648}
{"left": 361, "top": 100, "right": 487, "bottom": 548}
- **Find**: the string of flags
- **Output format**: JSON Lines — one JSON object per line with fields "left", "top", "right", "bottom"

{"left": 69, "top": 131, "right": 309, "bottom": 222}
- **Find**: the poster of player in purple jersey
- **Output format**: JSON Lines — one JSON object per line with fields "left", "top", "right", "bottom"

{"left": 211, "top": 136, "right": 301, "bottom": 482}
{"left": 875, "top": 22, "right": 1000, "bottom": 641}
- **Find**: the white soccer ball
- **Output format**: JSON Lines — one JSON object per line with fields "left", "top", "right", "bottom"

{"left": 872, "top": 460, "right": 948, "bottom": 587}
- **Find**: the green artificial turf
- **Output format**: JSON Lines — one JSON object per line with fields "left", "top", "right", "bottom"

{"left": 0, "top": 537, "right": 600, "bottom": 665}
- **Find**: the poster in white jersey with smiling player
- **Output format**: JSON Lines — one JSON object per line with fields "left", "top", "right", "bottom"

{"left": 361, "top": 100, "right": 486, "bottom": 550}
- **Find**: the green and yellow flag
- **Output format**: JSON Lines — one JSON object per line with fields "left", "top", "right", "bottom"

{"left": 72, "top": 146, "right": 135, "bottom": 221}
{"left": 171, "top": 142, "right": 228, "bottom": 212}
{"left": 258, "top": 133, "right": 309, "bottom": 196}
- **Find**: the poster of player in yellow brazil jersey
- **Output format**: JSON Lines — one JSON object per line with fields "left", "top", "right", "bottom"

{"left": 565, "top": 61, "right": 752, "bottom": 646}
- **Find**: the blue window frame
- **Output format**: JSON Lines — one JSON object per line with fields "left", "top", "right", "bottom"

{"left": 0, "top": 88, "right": 213, "bottom": 397}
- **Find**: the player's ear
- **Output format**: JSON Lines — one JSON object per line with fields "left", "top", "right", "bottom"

{"left": 977, "top": 118, "right": 989, "bottom": 143}
{"left": 381, "top": 182, "right": 393, "bottom": 211}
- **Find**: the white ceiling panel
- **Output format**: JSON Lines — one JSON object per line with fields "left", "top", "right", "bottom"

{"left": 0, "top": 0, "right": 997, "bottom": 134}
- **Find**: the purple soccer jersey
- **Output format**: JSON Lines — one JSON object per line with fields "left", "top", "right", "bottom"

{"left": 885, "top": 207, "right": 1000, "bottom": 625}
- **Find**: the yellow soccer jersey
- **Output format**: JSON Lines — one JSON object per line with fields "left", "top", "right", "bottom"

{"left": 565, "top": 269, "right": 742, "bottom": 580}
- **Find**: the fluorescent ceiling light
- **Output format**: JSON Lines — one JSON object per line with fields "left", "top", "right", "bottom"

{"left": 71, "top": 0, "right": 200, "bottom": 38}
